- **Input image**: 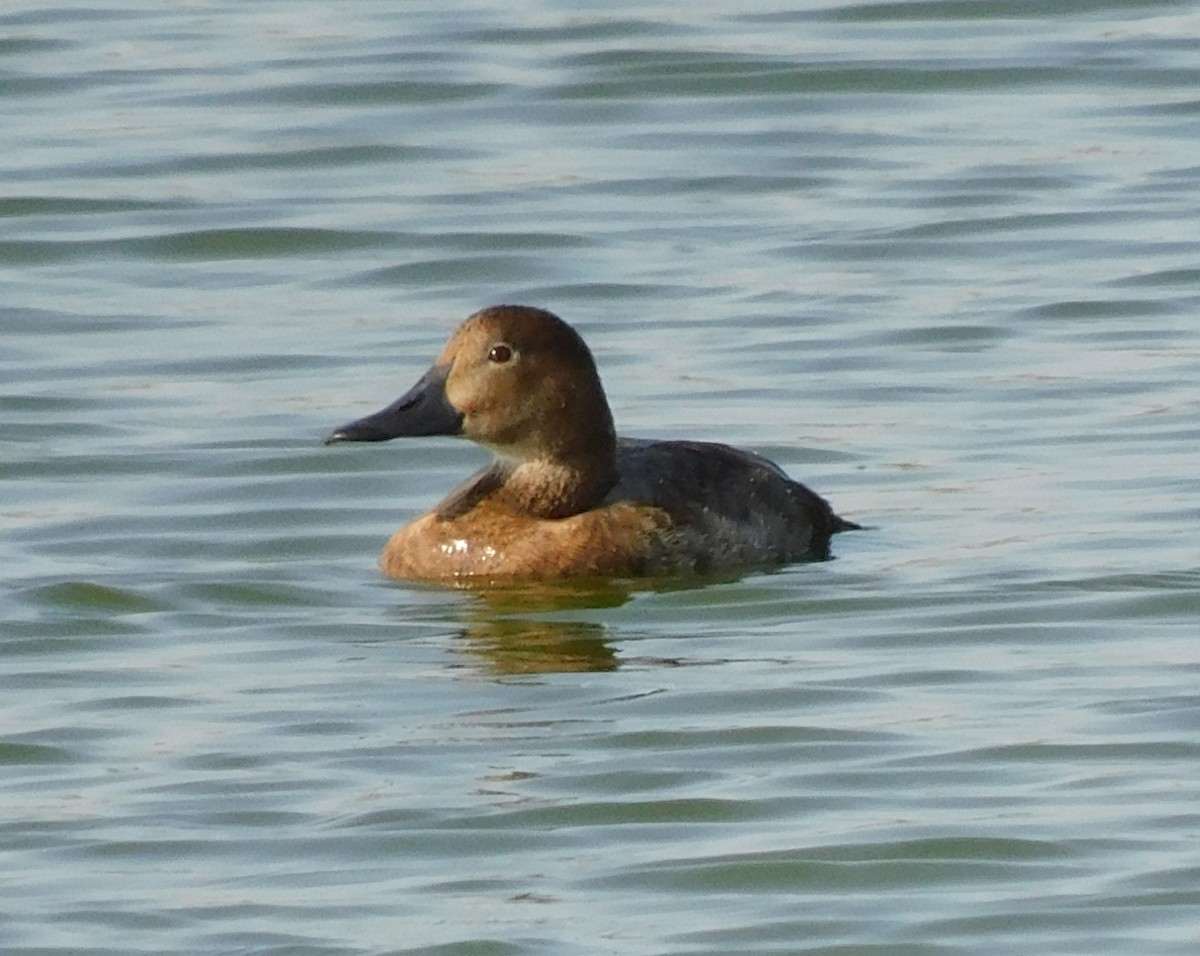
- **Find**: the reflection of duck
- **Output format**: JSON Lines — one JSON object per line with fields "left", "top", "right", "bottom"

{"left": 455, "top": 580, "right": 630, "bottom": 674}
{"left": 459, "top": 616, "right": 619, "bottom": 675}
{"left": 451, "top": 577, "right": 740, "bottom": 674}
{"left": 327, "top": 305, "right": 859, "bottom": 583}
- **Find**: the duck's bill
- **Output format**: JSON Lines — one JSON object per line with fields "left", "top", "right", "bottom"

{"left": 324, "top": 364, "right": 463, "bottom": 444}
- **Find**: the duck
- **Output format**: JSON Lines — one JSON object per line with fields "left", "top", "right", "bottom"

{"left": 325, "top": 305, "right": 859, "bottom": 583}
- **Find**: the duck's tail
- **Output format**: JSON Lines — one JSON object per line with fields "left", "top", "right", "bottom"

{"left": 833, "top": 514, "right": 863, "bottom": 534}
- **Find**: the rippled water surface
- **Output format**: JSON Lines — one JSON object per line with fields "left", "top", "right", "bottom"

{"left": 3, "top": 1, "right": 1200, "bottom": 953}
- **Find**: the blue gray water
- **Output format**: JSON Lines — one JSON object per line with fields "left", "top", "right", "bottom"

{"left": 3, "top": 2, "right": 1199, "bottom": 953}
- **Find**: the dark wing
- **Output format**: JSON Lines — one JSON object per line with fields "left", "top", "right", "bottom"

{"left": 611, "top": 437, "right": 854, "bottom": 562}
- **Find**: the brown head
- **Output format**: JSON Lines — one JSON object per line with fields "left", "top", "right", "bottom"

{"left": 326, "top": 306, "right": 620, "bottom": 513}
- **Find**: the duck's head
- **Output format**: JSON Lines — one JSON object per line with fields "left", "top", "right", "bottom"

{"left": 325, "top": 305, "right": 617, "bottom": 467}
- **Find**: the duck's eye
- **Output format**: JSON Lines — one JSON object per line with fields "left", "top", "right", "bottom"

{"left": 487, "top": 343, "right": 514, "bottom": 364}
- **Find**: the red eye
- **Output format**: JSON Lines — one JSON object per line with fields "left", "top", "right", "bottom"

{"left": 488, "top": 343, "right": 513, "bottom": 364}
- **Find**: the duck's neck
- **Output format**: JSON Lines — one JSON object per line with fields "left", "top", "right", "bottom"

{"left": 497, "top": 452, "right": 618, "bottom": 519}
{"left": 433, "top": 412, "right": 619, "bottom": 521}
{"left": 495, "top": 405, "right": 619, "bottom": 520}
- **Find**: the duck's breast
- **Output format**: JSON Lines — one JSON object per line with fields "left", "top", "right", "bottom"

{"left": 381, "top": 496, "right": 675, "bottom": 581}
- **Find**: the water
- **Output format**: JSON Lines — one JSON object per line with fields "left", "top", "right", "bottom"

{"left": 3, "top": 1, "right": 1199, "bottom": 953}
